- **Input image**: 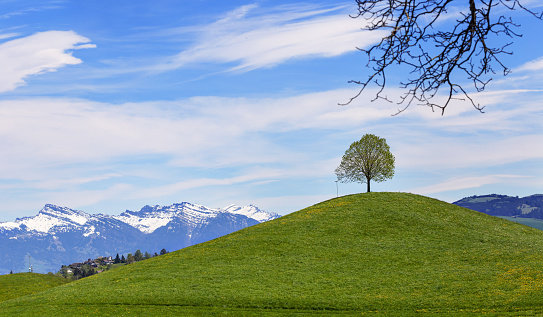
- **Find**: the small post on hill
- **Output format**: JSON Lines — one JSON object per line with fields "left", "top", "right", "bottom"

{"left": 335, "top": 180, "right": 338, "bottom": 197}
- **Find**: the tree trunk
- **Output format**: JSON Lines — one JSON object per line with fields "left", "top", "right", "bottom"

{"left": 367, "top": 180, "right": 371, "bottom": 193}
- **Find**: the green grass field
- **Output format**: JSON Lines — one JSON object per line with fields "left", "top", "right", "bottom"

{"left": 0, "top": 273, "right": 71, "bottom": 303}
{"left": 2, "top": 193, "right": 543, "bottom": 315}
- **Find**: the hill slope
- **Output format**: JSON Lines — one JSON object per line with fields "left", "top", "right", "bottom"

{"left": 0, "top": 273, "right": 71, "bottom": 303}
{"left": 2, "top": 193, "right": 543, "bottom": 315}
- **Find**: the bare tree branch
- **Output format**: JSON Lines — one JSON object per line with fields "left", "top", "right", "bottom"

{"left": 341, "top": 0, "right": 542, "bottom": 115}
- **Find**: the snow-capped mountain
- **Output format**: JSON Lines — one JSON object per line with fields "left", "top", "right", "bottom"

{"left": 0, "top": 203, "right": 279, "bottom": 274}
{"left": 3, "top": 204, "right": 97, "bottom": 234}
{"left": 222, "top": 204, "right": 278, "bottom": 222}
{"left": 113, "top": 203, "right": 277, "bottom": 234}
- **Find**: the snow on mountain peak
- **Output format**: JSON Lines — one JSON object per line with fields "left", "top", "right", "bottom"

{"left": 222, "top": 204, "right": 279, "bottom": 222}
{"left": 113, "top": 210, "right": 174, "bottom": 234}
{"left": 112, "top": 202, "right": 279, "bottom": 234}
{"left": 113, "top": 202, "right": 219, "bottom": 234}
{"left": 0, "top": 221, "right": 20, "bottom": 231}
{"left": 0, "top": 204, "right": 93, "bottom": 234}
{"left": 20, "top": 213, "right": 64, "bottom": 233}
{"left": 0, "top": 202, "right": 279, "bottom": 235}
{"left": 39, "top": 204, "right": 91, "bottom": 225}
{"left": 83, "top": 225, "right": 99, "bottom": 237}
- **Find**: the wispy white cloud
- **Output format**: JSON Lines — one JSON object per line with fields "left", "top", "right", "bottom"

{"left": 133, "top": 171, "right": 283, "bottom": 199}
{"left": 162, "top": 3, "right": 385, "bottom": 72}
{"left": 0, "top": 31, "right": 95, "bottom": 92}
{"left": 391, "top": 89, "right": 543, "bottom": 171}
{"left": 0, "top": 83, "right": 540, "bottom": 218}
{"left": 0, "top": 32, "right": 19, "bottom": 40}
{"left": 32, "top": 174, "right": 123, "bottom": 190}
{"left": 517, "top": 0, "right": 543, "bottom": 10}
{"left": 0, "top": 90, "right": 388, "bottom": 178}
{"left": 408, "top": 175, "right": 533, "bottom": 195}
{"left": 0, "top": 3, "right": 64, "bottom": 20}
{"left": 395, "top": 134, "right": 543, "bottom": 171}
{"left": 44, "top": 183, "right": 135, "bottom": 212}
{"left": 516, "top": 56, "right": 543, "bottom": 72}
{"left": 20, "top": 3, "right": 380, "bottom": 84}
{"left": 0, "top": 85, "right": 539, "bottom": 176}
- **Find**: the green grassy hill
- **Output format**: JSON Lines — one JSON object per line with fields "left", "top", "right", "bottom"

{"left": 2, "top": 193, "right": 543, "bottom": 315}
{"left": 0, "top": 273, "right": 71, "bottom": 303}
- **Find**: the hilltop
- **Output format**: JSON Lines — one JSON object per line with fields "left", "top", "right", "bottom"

{"left": 2, "top": 192, "right": 543, "bottom": 315}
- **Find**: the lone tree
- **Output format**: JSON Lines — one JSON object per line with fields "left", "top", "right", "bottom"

{"left": 342, "top": 0, "right": 542, "bottom": 114}
{"left": 335, "top": 134, "right": 395, "bottom": 193}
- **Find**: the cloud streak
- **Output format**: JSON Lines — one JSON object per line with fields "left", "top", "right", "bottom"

{"left": 0, "top": 4, "right": 63, "bottom": 20}
{"left": 0, "top": 81, "right": 540, "bottom": 216}
{"left": 164, "top": 3, "right": 384, "bottom": 72}
{"left": 408, "top": 175, "right": 533, "bottom": 195}
{"left": 0, "top": 86, "right": 539, "bottom": 174}
{"left": 516, "top": 56, "right": 543, "bottom": 72}
{"left": 0, "top": 31, "right": 95, "bottom": 92}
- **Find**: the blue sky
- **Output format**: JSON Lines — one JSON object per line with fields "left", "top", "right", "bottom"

{"left": 0, "top": 0, "right": 541, "bottom": 221}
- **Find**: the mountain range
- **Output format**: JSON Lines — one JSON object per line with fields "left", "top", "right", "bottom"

{"left": 453, "top": 194, "right": 543, "bottom": 218}
{"left": 0, "top": 203, "right": 279, "bottom": 274}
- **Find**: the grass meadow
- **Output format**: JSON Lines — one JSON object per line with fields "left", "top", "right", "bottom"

{"left": 2, "top": 193, "right": 543, "bottom": 315}
{"left": 0, "top": 273, "right": 70, "bottom": 303}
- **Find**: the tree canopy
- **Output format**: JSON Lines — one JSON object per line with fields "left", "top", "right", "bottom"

{"left": 335, "top": 134, "right": 395, "bottom": 192}
{"left": 134, "top": 250, "right": 144, "bottom": 262}
{"left": 342, "top": 0, "right": 542, "bottom": 114}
